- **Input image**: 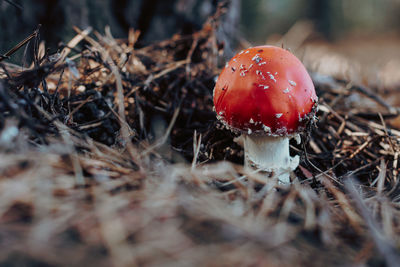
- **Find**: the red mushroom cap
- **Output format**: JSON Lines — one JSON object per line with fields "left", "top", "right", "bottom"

{"left": 213, "top": 45, "right": 318, "bottom": 136}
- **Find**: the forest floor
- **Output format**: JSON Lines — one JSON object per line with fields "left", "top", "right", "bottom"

{"left": 0, "top": 8, "right": 400, "bottom": 267}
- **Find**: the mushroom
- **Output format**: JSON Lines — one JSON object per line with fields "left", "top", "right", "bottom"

{"left": 213, "top": 45, "right": 318, "bottom": 184}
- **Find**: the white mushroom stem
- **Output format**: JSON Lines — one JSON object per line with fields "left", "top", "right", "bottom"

{"left": 243, "top": 135, "right": 299, "bottom": 184}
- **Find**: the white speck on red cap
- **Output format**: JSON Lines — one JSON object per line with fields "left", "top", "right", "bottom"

{"left": 263, "top": 124, "right": 271, "bottom": 133}
{"left": 268, "top": 74, "right": 276, "bottom": 82}
{"left": 252, "top": 54, "right": 262, "bottom": 63}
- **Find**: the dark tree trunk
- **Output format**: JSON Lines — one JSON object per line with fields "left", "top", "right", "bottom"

{"left": 0, "top": 0, "right": 241, "bottom": 62}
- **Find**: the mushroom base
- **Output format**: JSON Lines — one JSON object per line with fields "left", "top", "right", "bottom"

{"left": 243, "top": 135, "right": 299, "bottom": 184}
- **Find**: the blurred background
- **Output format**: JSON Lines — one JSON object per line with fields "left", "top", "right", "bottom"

{"left": 2, "top": 0, "right": 400, "bottom": 90}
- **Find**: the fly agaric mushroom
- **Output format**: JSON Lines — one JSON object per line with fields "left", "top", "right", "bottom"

{"left": 213, "top": 45, "right": 318, "bottom": 184}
